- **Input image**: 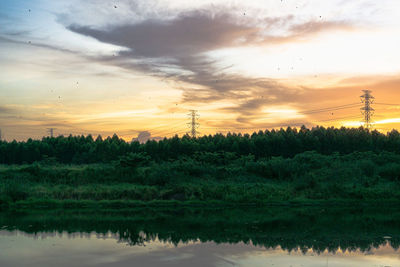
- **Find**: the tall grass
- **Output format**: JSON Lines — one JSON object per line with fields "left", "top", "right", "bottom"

{"left": 1, "top": 151, "right": 400, "bottom": 207}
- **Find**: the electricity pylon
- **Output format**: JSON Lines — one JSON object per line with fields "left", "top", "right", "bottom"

{"left": 360, "top": 90, "right": 374, "bottom": 129}
{"left": 47, "top": 128, "right": 56, "bottom": 138}
{"left": 187, "top": 110, "right": 200, "bottom": 138}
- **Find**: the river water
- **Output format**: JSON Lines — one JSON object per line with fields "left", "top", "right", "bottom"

{"left": 0, "top": 207, "right": 399, "bottom": 266}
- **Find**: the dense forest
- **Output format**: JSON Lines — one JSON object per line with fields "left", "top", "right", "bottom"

{"left": 2, "top": 126, "right": 400, "bottom": 207}
{"left": 1, "top": 126, "right": 400, "bottom": 164}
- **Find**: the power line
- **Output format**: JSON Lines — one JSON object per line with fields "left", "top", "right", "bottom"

{"left": 139, "top": 122, "right": 184, "bottom": 137}
{"left": 147, "top": 128, "right": 188, "bottom": 138}
{"left": 140, "top": 120, "right": 184, "bottom": 133}
{"left": 203, "top": 126, "right": 269, "bottom": 130}
{"left": 318, "top": 115, "right": 361, "bottom": 122}
{"left": 142, "top": 102, "right": 366, "bottom": 137}
{"left": 374, "top": 103, "right": 400, "bottom": 106}
{"left": 301, "top": 103, "right": 362, "bottom": 115}
{"left": 152, "top": 127, "right": 187, "bottom": 137}
{"left": 202, "top": 123, "right": 308, "bottom": 131}
{"left": 161, "top": 129, "right": 188, "bottom": 137}
{"left": 301, "top": 102, "right": 361, "bottom": 113}
{"left": 150, "top": 123, "right": 187, "bottom": 137}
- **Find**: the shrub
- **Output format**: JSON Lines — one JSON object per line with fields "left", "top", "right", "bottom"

{"left": 379, "top": 163, "right": 400, "bottom": 181}
{"left": 119, "top": 152, "right": 151, "bottom": 168}
{"left": 1, "top": 178, "right": 29, "bottom": 201}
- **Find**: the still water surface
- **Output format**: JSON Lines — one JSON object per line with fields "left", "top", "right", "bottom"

{"left": 0, "top": 207, "right": 399, "bottom": 267}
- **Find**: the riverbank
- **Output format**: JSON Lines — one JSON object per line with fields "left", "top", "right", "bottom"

{"left": 4, "top": 199, "right": 400, "bottom": 211}
{"left": 1, "top": 150, "right": 400, "bottom": 209}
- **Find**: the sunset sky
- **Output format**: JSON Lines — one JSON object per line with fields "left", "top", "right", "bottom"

{"left": 1, "top": 0, "right": 400, "bottom": 141}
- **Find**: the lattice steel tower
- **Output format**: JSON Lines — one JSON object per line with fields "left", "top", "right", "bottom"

{"left": 360, "top": 90, "right": 374, "bottom": 129}
{"left": 47, "top": 128, "right": 56, "bottom": 138}
{"left": 187, "top": 110, "right": 200, "bottom": 138}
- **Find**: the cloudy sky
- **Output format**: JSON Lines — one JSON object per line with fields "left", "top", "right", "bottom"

{"left": 1, "top": 0, "right": 400, "bottom": 141}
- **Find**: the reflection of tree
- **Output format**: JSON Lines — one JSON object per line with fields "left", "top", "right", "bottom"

{"left": 1, "top": 207, "right": 399, "bottom": 253}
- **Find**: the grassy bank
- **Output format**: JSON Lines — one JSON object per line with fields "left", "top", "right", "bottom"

{"left": 1, "top": 150, "right": 400, "bottom": 209}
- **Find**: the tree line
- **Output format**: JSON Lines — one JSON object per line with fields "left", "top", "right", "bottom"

{"left": 1, "top": 126, "right": 400, "bottom": 164}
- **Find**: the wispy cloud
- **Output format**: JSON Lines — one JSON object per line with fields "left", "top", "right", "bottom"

{"left": 66, "top": 9, "right": 354, "bottom": 126}
{"left": 2, "top": 0, "right": 399, "bottom": 140}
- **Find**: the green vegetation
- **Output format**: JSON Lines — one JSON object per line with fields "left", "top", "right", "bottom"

{"left": 1, "top": 126, "right": 400, "bottom": 165}
{"left": 1, "top": 126, "right": 400, "bottom": 207}
{"left": 1, "top": 207, "right": 400, "bottom": 252}
{"left": 1, "top": 150, "right": 400, "bottom": 208}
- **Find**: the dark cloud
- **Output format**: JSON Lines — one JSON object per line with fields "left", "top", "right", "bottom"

{"left": 68, "top": 12, "right": 350, "bottom": 58}
{"left": 0, "top": 35, "right": 76, "bottom": 55}
{"left": 0, "top": 105, "right": 15, "bottom": 114}
{"left": 38, "top": 122, "right": 72, "bottom": 128}
{"left": 2, "top": 30, "right": 32, "bottom": 37}
{"left": 66, "top": 10, "right": 353, "bottom": 125}
{"left": 68, "top": 11, "right": 257, "bottom": 58}
{"left": 132, "top": 131, "right": 162, "bottom": 143}
{"left": 132, "top": 131, "right": 151, "bottom": 143}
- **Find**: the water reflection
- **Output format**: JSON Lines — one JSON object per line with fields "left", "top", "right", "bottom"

{"left": 0, "top": 207, "right": 399, "bottom": 266}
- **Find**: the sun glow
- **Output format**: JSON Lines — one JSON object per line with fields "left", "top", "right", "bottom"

{"left": 1, "top": 0, "right": 400, "bottom": 140}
